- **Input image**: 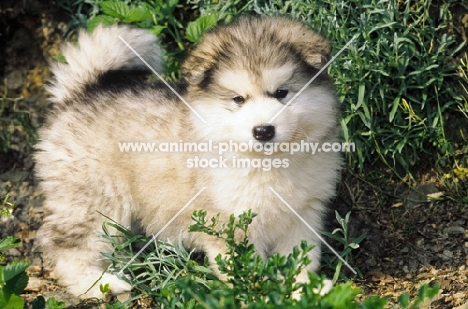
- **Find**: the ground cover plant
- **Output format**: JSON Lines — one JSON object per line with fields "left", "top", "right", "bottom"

{"left": 0, "top": 196, "right": 29, "bottom": 309}
{"left": 94, "top": 211, "right": 439, "bottom": 308}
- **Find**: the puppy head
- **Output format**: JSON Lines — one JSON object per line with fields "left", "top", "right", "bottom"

{"left": 182, "top": 16, "right": 339, "bottom": 151}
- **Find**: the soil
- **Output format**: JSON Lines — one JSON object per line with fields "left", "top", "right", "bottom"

{"left": 0, "top": 1, "right": 467, "bottom": 308}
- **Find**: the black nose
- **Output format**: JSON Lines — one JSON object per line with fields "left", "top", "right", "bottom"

{"left": 253, "top": 125, "right": 275, "bottom": 141}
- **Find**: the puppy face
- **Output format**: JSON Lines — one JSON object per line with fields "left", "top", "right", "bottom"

{"left": 182, "top": 16, "right": 339, "bottom": 151}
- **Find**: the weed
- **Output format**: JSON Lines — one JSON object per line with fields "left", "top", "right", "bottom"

{"left": 0, "top": 196, "right": 28, "bottom": 309}
{"left": 0, "top": 194, "right": 15, "bottom": 222}
{"left": 0, "top": 86, "right": 37, "bottom": 154}
{"left": 322, "top": 211, "right": 365, "bottom": 283}
{"left": 57, "top": 0, "right": 101, "bottom": 38}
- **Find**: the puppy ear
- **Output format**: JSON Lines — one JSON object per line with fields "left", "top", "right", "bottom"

{"left": 182, "top": 40, "right": 219, "bottom": 86}
{"left": 303, "top": 52, "right": 329, "bottom": 70}
{"left": 292, "top": 34, "right": 331, "bottom": 70}
{"left": 182, "top": 55, "right": 211, "bottom": 85}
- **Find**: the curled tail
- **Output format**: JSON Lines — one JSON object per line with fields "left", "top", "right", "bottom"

{"left": 48, "top": 24, "right": 163, "bottom": 103}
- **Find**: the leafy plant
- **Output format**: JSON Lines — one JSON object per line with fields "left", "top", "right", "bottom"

{"left": 0, "top": 256, "right": 30, "bottom": 309}
{"left": 398, "top": 283, "right": 440, "bottom": 309}
{"left": 0, "top": 195, "right": 28, "bottom": 309}
{"left": 322, "top": 211, "right": 365, "bottom": 283}
{"left": 57, "top": 0, "right": 102, "bottom": 38}
{"left": 186, "top": 210, "right": 319, "bottom": 305}
{"left": 188, "top": 0, "right": 254, "bottom": 23}
{"left": 0, "top": 195, "right": 15, "bottom": 223}
{"left": 0, "top": 237, "right": 21, "bottom": 263}
{"left": 96, "top": 216, "right": 216, "bottom": 300}
{"left": 31, "top": 296, "right": 67, "bottom": 309}
{"left": 95, "top": 210, "right": 439, "bottom": 308}
{"left": 1, "top": 198, "right": 63, "bottom": 309}
{"left": 45, "top": 297, "right": 66, "bottom": 309}
{"left": 0, "top": 195, "right": 19, "bottom": 264}
{"left": 87, "top": 1, "right": 154, "bottom": 31}
{"left": 251, "top": 0, "right": 466, "bottom": 177}
{"left": 186, "top": 14, "right": 217, "bottom": 43}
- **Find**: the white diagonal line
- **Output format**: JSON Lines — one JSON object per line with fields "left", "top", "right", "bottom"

{"left": 118, "top": 35, "right": 207, "bottom": 124}
{"left": 269, "top": 35, "right": 357, "bottom": 123}
{"left": 117, "top": 187, "right": 206, "bottom": 276}
{"left": 268, "top": 187, "right": 357, "bottom": 275}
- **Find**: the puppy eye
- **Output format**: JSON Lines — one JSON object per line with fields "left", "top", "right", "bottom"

{"left": 274, "top": 89, "right": 289, "bottom": 99}
{"left": 233, "top": 96, "right": 245, "bottom": 104}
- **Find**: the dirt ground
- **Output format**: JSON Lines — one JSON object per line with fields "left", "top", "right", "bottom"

{"left": 0, "top": 1, "right": 467, "bottom": 308}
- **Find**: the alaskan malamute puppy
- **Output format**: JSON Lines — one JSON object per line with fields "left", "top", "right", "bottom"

{"left": 35, "top": 16, "right": 341, "bottom": 297}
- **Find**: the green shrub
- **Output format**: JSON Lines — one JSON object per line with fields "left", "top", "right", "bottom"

{"left": 95, "top": 210, "right": 439, "bottom": 308}
{"left": 250, "top": 0, "right": 466, "bottom": 176}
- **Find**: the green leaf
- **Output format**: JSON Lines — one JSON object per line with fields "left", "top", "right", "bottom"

{"left": 186, "top": 14, "right": 218, "bottom": 43}
{"left": 399, "top": 292, "right": 410, "bottom": 308}
{"left": 369, "top": 22, "right": 397, "bottom": 34}
{"left": 0, "top": 237, "right": 20, "bottom": 252}
{"left": 0, "top": 292, "right": 24, "bottom": 309}
{"left": 88, "top": 15, "right": 117, "bottom": 32}
{"left": 51, "top": 54, "right": 67, "bottom": 63}
{"left": 124, "top": 7, "right": 152, "bottom": 23}
{"left": 331, "top": 228, "right": 344, "bottom": 236}
{"left": 335, "top": 210, "right": 344, "bottom": 222}
{"left": 2, "top": 260, "right": 30, "bottom": 282}
{"left": 389, "top": 97, "right": 400, "bottom": 122}
{"left": 151, "top": 25, "right": 166, "bottom": 36}
{"left": 100, "top": 283, "right": 111, "bottom": 294}
{"left": 31, "top": 295, "right": 46, "bottom": 309}
{"left": 99, "top": 1, "right": 130, "bottom": 19}
{"left": 5, "top": 271, "right": 29, "bottom": 296}
{"left": 340, "top": 118, "right": 349, "bottom": 141}
{"left": 321, "top": 281, "right": 361, "bottom": 307}
{"left": 356, "top": 84, "right": 365, "bottom": 110}
{"left": 417, "top": 283, "right": 440, "bottom": 303}
{"left": 362, "top": 295, "right": 388, "bottom": 308}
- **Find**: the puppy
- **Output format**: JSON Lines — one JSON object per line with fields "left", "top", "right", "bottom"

{"left": 35, "top": 16, "right": 341, "bottom": 298}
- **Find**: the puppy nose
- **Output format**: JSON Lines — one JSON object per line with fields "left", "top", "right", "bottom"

{"left": 253, "top": 125, "right": 275, "bottom": 141}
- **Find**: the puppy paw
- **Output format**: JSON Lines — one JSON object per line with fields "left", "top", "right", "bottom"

{"left": 74, "top": 273, "right": 132, "bottom": 299}
{"left": 100, "top": 273, "right": 133, "bottom": 294}
{"left": 312, "top": 278, "right": 333, "bottom": 296}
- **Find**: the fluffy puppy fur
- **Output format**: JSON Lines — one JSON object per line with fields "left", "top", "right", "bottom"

{"left": 35, "top": 16, "right": 341, "bottom": 298}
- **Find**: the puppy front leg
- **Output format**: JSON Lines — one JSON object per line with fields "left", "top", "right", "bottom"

{"left": 273, "top": 222, "right": 332, "bottom": 295}
{"left": 200, "top": 238, "right": 230, "bottom": 281}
